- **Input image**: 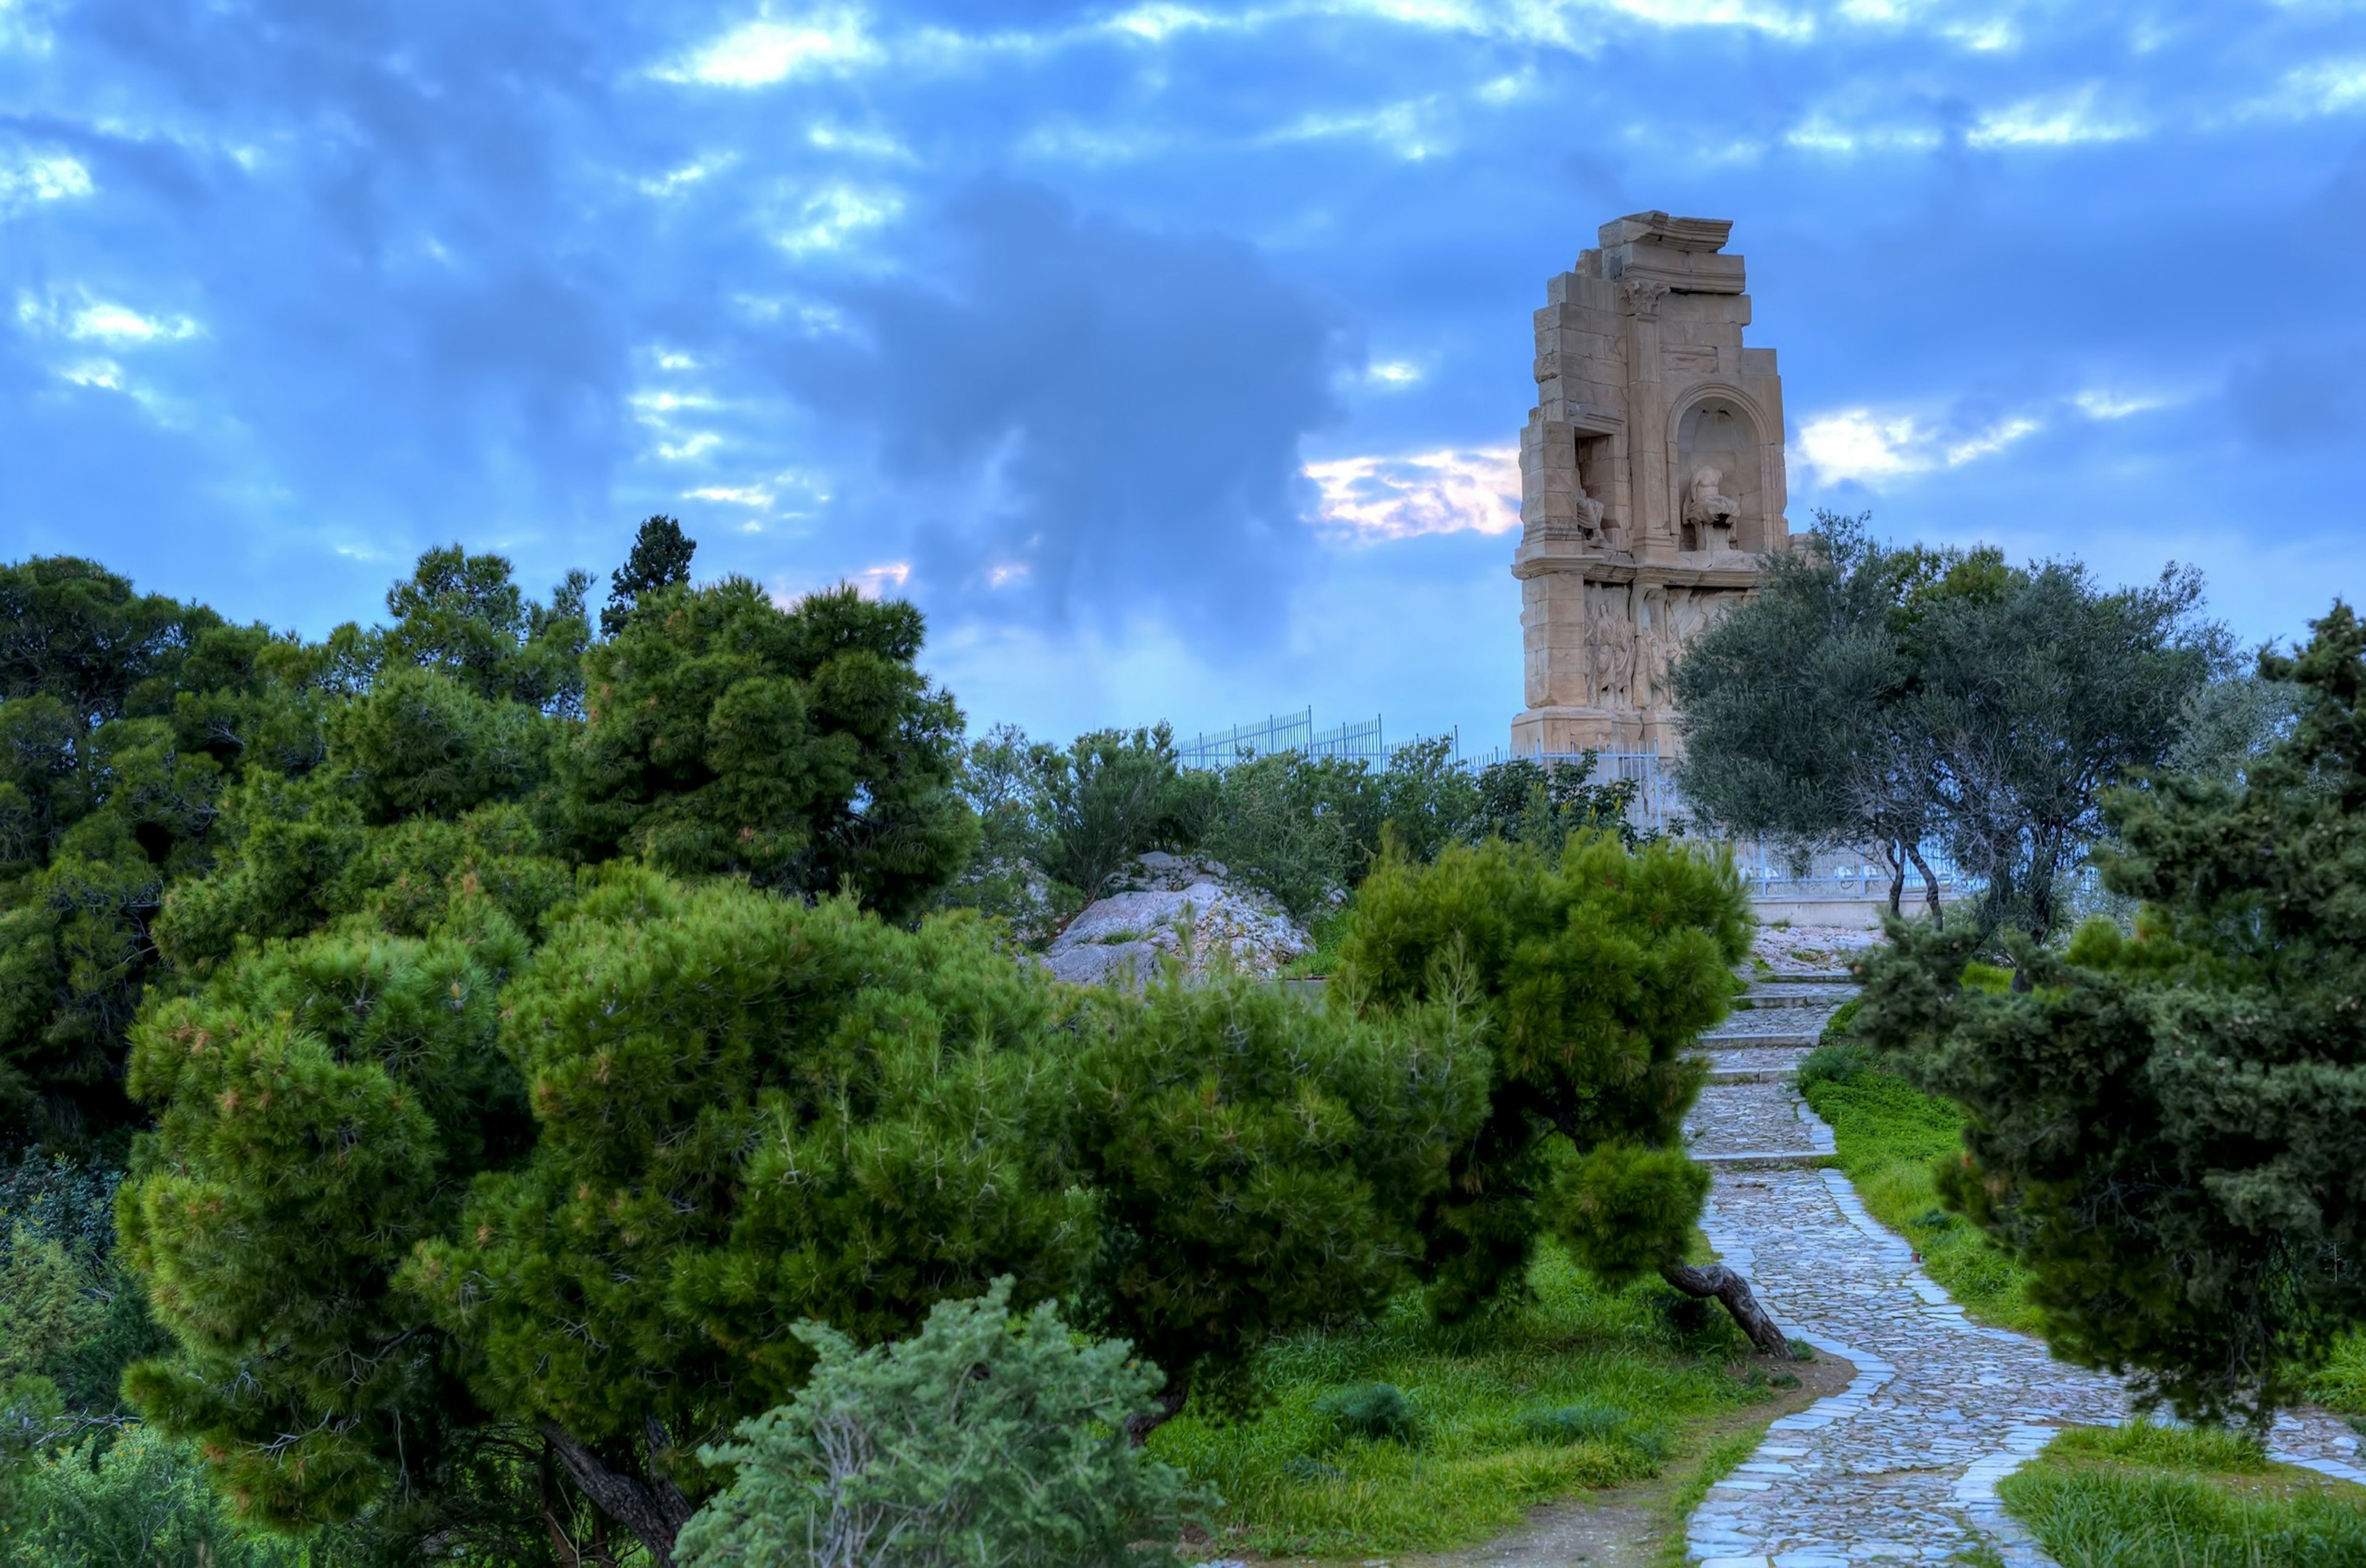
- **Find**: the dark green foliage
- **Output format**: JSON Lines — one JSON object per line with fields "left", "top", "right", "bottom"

{"left": 1795, "top": 1040, "right": 1876, "bottom": 1089}
{"left": 677, "top": 1281, "right": 1205, "bottom": 1568}
{"left": 602, "top": 516, "right": 697, "bottom": 640}
{"left": 371, "top": 546, "right": 591, "bottom": 717}
{"left": 0, "top": 559, "right": 325, "bottom": 1144}
{"left": 1470, "top": 754, "right": 1645, "bottom": 854}
{"left": 1675, "top": 514, "right": 2223, "bottom": 936}
{"left": 1374, "top": 737, "right": 1484, "bottom": 866}
{"left": 1032, "top": 723, "right": 1209, "bottom": 900}
{"left": 1337, "top": 835, "right": 1750, "bottom": 1317}
{"left": 1855, "top": 603, "right": 2366, "bottom": 1425}
{"left": 1314, "top": 1381, "right": 1418, "bottom": 1445}
{"left": 563, "top": 580, "right": 977, "bottom": 920}
{"left": 1069, "top": 976, "right": 1487, "bottom": 1402}
{"left": 324, "top": 667, "right": 552, "bottom": 825}
{"left": 119, "top": 919, "right": 535, "bottom": 1525}
{"left": 407, "top": 874, "right": 1088, "bottom": 1460}
{"left": 1673, "top": 513, "right": 1940, "bottom": 914}
{"left": 938, "top": 724, "right": 1080, "bottom": 948}
{"left": 1197, "top": 751, "right": 1380, "bottom": 919}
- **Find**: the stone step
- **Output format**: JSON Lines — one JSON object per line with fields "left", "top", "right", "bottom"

{"left": 1705, "top": 1063, "right": 1794, "bottom": 1084}
{"left": 1747, "top": 969, "right": 1857, "bottom": 984}
{"left": 1700, "top": 1045, "right": 1813, "bottom": 1082}
{"left": 1694, "top": 1149, "right": 1829, "bottom": 1171}
{"left": 1701, "top": 1026, "right": 1823, "bottom": 1049}
{"left": 1738, "top": 984, "right": 1859, "bottom": 1007}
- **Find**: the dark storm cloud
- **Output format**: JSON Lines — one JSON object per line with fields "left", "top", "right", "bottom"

{"left": 771, "top": 183, "right": 1351, "bottom": 635}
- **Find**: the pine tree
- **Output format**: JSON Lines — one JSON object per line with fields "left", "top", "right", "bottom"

{"left": 563, "top": 579, "right": 977, "bottom": 920}
{"left": 601, "top": 516, "right": 696, "bottom": 639}
{"left": 1858, "top": 602, "right": 2366, "bottom": 1426}
{"left": 1336, "top": 835, "right": 1788, "bottom": 1350}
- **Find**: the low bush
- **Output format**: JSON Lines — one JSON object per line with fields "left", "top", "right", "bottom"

{"left": 1315, "top": 1382, "right": 1418, "bottom": 1445}
{"left": 677, "top": 1280, "right": 1206, "bottom": 1568}
{"left": 1795, "top": 1041, "right": 1876, "bottom": 1089}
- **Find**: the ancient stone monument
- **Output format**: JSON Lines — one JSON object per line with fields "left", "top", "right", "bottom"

{"left": 1510, "top": 212, "right": 1793, "bottom": 755}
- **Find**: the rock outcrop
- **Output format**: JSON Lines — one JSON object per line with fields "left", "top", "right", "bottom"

{"left": 1042, "top": 852, "right": 1313, "bottom": 987}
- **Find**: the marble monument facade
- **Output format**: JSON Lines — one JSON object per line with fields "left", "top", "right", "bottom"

{"left": 1511, "top": 212, "right": 1794, "bottom": 755}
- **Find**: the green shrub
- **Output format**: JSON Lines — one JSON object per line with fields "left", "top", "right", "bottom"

{"left": 676, "top": 1280, "right": 1206, "bottom": 1568}
{"left": 1200, "top": 752, "right": 1375, "bottom": 920}
{"left": 1314, "top": 1382, "right": 1418, "bottom": 1445}
{"left": 1, "top": 1423, "right": 315, "bottom": 1568}
{"left": 1795, "top": 1041, "right": 1877, "bottom": 1089}
{"left": 1518, "top": 1401, "right": 1626, "bottom": 1447}
{"left": 1071, "top": 974, "right": 1486, "bottom": 1413}
{"left": 1819, "top": 997, "right": 1862, "bottom": 1042}
{"left": 1338, "top": 835, "right": 1749, "bottom": 1318}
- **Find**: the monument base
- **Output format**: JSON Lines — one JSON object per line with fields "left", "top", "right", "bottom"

{"left": 1510, "top": 705, "right": 1680, "bottom": 756}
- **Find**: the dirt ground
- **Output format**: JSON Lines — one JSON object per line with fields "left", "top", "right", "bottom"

{"left": 1211, "top": 1350, "right": 1858, "bottom": 1568}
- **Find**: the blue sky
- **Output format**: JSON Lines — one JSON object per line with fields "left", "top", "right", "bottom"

{"left": 2, "top": 0, "right": 2362, "bottom": 749}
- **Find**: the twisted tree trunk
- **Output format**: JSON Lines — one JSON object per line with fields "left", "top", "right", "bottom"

{"left": 541, "top": 1421, "right": 696, "bottom": 1568}
{"left": 1660, "top": 1262, "right": 1792, "bottom": 1357}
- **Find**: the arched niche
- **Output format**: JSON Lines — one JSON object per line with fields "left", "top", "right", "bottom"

{"left": 1671, "top": 390, "right": 1771, "bottom": 553}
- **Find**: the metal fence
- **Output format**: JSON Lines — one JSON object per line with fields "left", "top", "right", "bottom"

{"left": 1178, "top": 709, "right": 1389, "bottom": 771}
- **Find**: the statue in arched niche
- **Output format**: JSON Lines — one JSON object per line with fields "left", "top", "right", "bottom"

{"left": 1684, "top": 466, "right": 1740, "bottom": 553}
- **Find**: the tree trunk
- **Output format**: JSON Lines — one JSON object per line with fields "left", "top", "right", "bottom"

{"left": 1661, "top": 1262, "right": 1792, "bottom": 1357}
{"left": 1905, "top": 842, "right": 1943, "bottom": 927}
{"left": 1125, "top": 1386, "right": 1189, "bottom": 1446}
{"left": 538, "top": 1439, "right": 583, "bottom": 1568}
{"left": 541, "top": 1421, "right": 695, "bottom": 1568}
{"left": 1879, "top": 839, "right": 1905, "bottom": 917}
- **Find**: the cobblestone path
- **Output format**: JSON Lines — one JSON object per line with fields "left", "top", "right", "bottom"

{"left": 1678, "top": 975, "right": 2366, "bottom": 1567}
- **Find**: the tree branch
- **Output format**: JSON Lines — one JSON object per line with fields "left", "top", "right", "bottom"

{"left": 1660, "top": 1262, "right": 1792, "bottom": 1357}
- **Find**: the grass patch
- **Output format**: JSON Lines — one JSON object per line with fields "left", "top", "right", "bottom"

{"left": 1795, "top": 1051, "right": 2040, "bottom": 1334}
{"left": 1999, "top": 1421, "right": 2366, "bottom": 1566}
{"left": 1279, "top": 900, "right": 1353, "bottom": 978}
{"left": 1150, "top": 1246, "right": 1783, "bottom": 1556}
{"left": 2311, "top": 1333, "right": 2366, "bottom": 1418}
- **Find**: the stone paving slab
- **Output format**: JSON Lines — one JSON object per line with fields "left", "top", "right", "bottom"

{"left": 1686, "top": 1081, "right": 1827, "bottom": 1158}
{"left": 1688, "top": 1101, "right": 2366, "bottom": 1566}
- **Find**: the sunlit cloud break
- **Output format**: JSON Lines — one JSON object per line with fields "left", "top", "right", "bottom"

{"left": 658, "top": 11, "right": 876, "bottom": 86}
{"left": 0, "top": 151, "right": 92, "bottom": 211}
{"left": 1307, "top": 448, "right": 1520, "bottom": 539}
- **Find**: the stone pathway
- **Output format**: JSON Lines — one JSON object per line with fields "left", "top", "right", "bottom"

{"left": 1679, "top": 978, "right": 2366, "bottom": 1566}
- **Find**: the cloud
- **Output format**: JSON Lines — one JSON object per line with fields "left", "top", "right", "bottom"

{"left": 1967, "top": 86, "right": 2146, "bottom": 147}
{"left": 1307, "top": 447, "right": 1519, "bottom": 538}
{"left": 658, "top": 12, "right": 877, "bottom": 86}
{"left": 777, "top": 184, "right": 905, "bottom": 254}
{"left": 0, "top": 150, "right": 92, "bottom": 211}
{"left": 69, "top": 303, "right": 199, "bottom": 343}
{"left": 1795, "top": 406, "right": 2048, "bottom": 486}
{"left": 2267, "top": 58, "right": 2366, "bottom": 117}
{"left": 761, "top": 182, "right": 1348, "bottom": 637}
